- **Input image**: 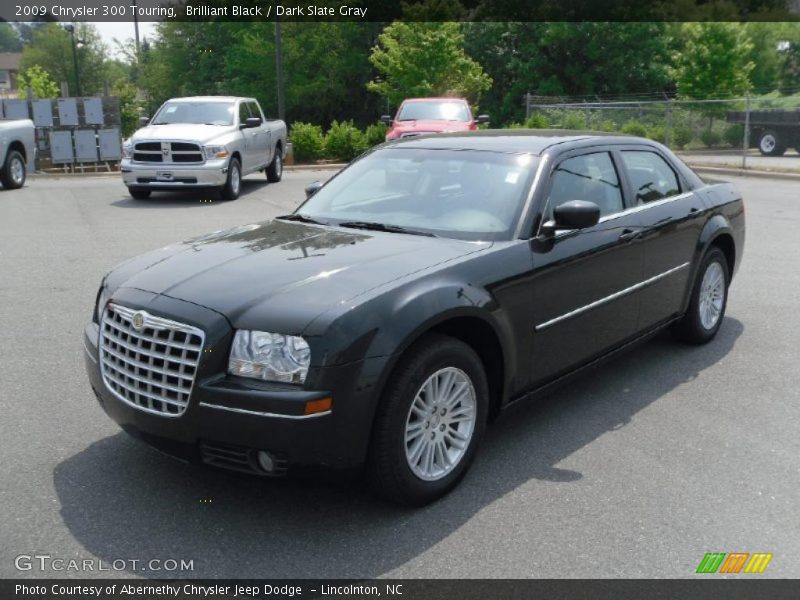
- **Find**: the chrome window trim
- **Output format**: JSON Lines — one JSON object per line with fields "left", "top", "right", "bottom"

{"left": 198, "top": 402, "right": 331, "bottom": 420}
{"left": 99, "top": 303, "right": 205, "bottom": 418}
{"left": 550, "top": 191, "right": 694, "bottom": 238}
{"left": 534, "top": 262, "right": 690, "bottom": 331}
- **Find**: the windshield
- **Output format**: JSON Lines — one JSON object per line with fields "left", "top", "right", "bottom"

{"left": 297, "top": 148, "right": 538, "bottom": 241}
{"left": 397, "top": 101, "right": 470, "bottom": 122}
{"left": 151, "top": 101, "right": 235, "bottom": 126}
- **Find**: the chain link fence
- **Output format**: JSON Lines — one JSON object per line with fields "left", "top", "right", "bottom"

{"left": 522, "top": 94, "right": 800, "bottom": 170}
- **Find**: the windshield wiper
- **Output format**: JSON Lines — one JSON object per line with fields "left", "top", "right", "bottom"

{"left": 337, "top": 221, "right": 436, "bottom": 237}
{"left": 276, "top": 213, "right": 329, "bottom": 226}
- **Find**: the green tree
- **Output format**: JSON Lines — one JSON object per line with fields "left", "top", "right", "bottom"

{"left": 463, "top": 22, "right": 674, "bottom": 126}
{"left": 672, "top": 23, "right": 755, "bottom": 100}
{"left": 16, "top": 65, "right": 60, "bottom": 98}
{"left": 367, "top": 22, "right": 492, "bottom": 106}
{"left": 0, "top": 23, "right": 22, "bottom": 52}
{"left": 20, "top": 23, "right": 108, "bottom": 96}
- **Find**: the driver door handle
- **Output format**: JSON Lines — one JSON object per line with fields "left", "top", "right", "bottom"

{"left": 618, "top": 228, "right": 641, "bottom": 242}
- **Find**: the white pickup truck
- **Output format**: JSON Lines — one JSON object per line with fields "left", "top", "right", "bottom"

{"left": 0, "top": 118, "right": 35, "bottom": 190}
{"left": 121, "top": 96, "right": 287, "bottom": 200}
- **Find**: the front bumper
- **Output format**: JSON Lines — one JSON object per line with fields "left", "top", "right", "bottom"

{"left": 83, "top": 291, "right": 389, "bottom": 474}
{"left": 120, "top": 158, "right": 228, "bottom": 189}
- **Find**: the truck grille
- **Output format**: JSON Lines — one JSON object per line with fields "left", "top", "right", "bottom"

{"left": 133, "top": 141, "right": 204, "bottom": 164}
{"left": 99, "top": 303, "right": 205, "bottom": 417}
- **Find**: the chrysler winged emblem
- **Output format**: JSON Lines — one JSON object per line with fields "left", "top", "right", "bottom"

{"left": 131, "top": 311, "right": 146, "bottom": 331}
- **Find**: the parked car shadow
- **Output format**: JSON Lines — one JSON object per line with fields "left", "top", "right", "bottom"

{"left": 110, "top": 178, "right": 271, "bottom": 209}
{"left": 54, "top": 318, "right": 743, "bottom": 578}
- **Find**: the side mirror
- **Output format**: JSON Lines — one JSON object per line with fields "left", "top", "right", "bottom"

{"left": 543, "top": 200, "right": 601, "bottom": 234}
{"left": 305, "top": 181, "right": 323, "bottom": 198}
{"left": 380, "top": 115, "right": 393, "bottom": 125}
{"left": 476, "top": 114, "right": 490, "bottom": 124}
{"left": 242, "top": 116, "right": 262, "bottom": 129}
{"left": 139, "top": 116, "right": 150, "bottom": 127}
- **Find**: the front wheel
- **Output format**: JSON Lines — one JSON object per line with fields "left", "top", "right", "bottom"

{"left": 367, "top": 334, "right": 488, "bottom": 506}
{"left": 672, "top": 247, "right": 729, "bottom": 344}
{"left": 220, "top": 158, "right": 242, "bottom": 200}
{"left": 128, "top": 187, "right": 151, "bottom": 200}
{"left": 266, "top": 150, "right": 283, "bottom": 182}
{"left": 0, "top": 150, "right": 26, "bottom": 189}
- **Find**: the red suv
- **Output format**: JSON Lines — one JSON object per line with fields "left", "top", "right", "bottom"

{"left": 382, "top": 98, "right": 489, "bottom": 141}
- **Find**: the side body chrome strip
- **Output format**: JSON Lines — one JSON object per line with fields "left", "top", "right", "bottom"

{"left": 198, "top": 402, "right": 331, "bottom": 420}
{"left": 535, "top": 262, "right": 690, "bottom": 331}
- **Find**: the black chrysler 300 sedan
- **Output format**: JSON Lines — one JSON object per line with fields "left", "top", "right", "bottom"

{"left": 84, "top": 131, "right": 744, "bottom": 505}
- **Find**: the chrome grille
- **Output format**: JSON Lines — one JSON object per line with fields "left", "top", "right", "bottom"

{"left": 99, "top": 303, "right": 204, "bottom": 417}
{"left": 133, "top": 141, "right": 204, "bottom": 164}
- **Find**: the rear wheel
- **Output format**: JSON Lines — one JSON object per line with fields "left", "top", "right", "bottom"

{"left": 367, "top": 334, "right": 488, "bottom": 506}
{"left": 758, "top": 130, "right": 787, "bottom": 156}
{"left": 0, "top": 150, "right": 26, "bottom": 189}
{"left": 220, "top": 157, "right": 242, "bottom": 200}
{"left": 128, "top": 187, "right": 151, "bottom": 200}
{"left": 672, "top": 247, "right": 729, "bottom": 344}
{"left": 266, "top": 148, "right": 283, "bottom": 182}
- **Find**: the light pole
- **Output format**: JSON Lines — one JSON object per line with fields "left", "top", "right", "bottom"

{"left": 64, "top": 24, "right": 83, "bottom": 97}
{"left": 274, "top": 19, "right": 285, "bottom": 122}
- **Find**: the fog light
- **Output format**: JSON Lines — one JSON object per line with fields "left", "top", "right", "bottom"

{"left": 257, "top": 450, "right": 275, "bottom": 473}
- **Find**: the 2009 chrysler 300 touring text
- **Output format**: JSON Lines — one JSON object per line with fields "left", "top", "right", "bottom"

{"left": 84, "top": 131, "right": 745, "bottom": 505}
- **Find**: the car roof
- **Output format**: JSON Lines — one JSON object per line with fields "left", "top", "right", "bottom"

{"left": 401, "top": 97, "right": 468, "bottom": 103}
{"left": 386, "top": 129, "right": 641, "bottom": 155}
{"left": 167, "top": 96, "right": 251, "bottom": 103}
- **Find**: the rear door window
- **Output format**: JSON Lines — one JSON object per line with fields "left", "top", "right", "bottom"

{"left": 620, "top": 151, "right": 681, "bottom": 204}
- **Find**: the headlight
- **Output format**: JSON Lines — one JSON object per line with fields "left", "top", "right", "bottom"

{"left": 228, "top": 330, "right": 311, "bottom": 384}
{"left": 121, "top": 140, "right": 132, "bottom": 158}
{"left": 95, "top": 286, "right": 110, "bottom": 323}
{"left": 203, "top": 145, "right": 229, "bottom": 160}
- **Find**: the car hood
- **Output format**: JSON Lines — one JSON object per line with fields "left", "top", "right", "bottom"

{"left": 392, "top": 120, "right": 472, "bottom": 134}
{"left": 108, "top": 220, "right": 491, "bottom": 334}
{"left": 132, "top": 123, "right": 234, "bottom": 144}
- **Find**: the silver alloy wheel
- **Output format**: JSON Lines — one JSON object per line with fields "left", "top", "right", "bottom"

{"left": 760, "top": 134, "right": 776, "bottom": 153}
{"left": 404, "top": 367, "right": 476, "bottom": 482}
{"left": 275, "top": 154, "right": 282, "bottom": 177}
{"left": 9, "top": 156, "right": 24, "bottom": 185}
{"left": 230, "top": 163, "right": 241, "bottom": 194}
{"left": 698, "top": 261, "right": 725, "bottom": 330}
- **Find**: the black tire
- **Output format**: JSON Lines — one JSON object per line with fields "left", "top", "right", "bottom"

{"left": 672, "top": 247, "right": 730, "bottom": 345}
{"left": 128, "top": 187, "right": 151, "bottom": 200}
{"left": 757, "top": 130, "right": 787, "bottom": 156}
{"left": 367, "top": 334, "right": 489, "bottom": 506}
{"left": 0, "top": 150, "right": 26, "bottom": 189}
{"left": 220, "top": 157, "right": 242, "bottom": 200}
{"left": 266, "top": 148, "right": 283, "bottom": 182}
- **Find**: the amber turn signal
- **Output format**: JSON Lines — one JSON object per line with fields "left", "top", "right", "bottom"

{"left": 304, "top": 397, "right": 332, "bottom": 415}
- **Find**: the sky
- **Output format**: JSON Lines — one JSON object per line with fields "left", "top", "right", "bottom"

{"left": 92, "top": 21, "right": 158, "bottom": 57}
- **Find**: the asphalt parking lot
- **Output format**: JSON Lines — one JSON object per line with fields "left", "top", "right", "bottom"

{"left": 1, "top": 170, "right": 798, "bottom": 579}
{"left": 679, "top": 149, "right": 800, "bottom": 172}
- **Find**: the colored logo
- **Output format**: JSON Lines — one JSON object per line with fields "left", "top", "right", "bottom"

{"left": 696, "top": 552, "right": 773, "bottom": 574}
{"left": 131, "top": 311, "right": 146, "bottom": 331}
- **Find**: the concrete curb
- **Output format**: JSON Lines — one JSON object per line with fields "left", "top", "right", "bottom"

{"left": 686, "top": 163, "right": 800, "bottom": 181}
{"left": 285, "top": 163, "right": 347, "bottom": 171}
{"left": 29, "top": 164, "right": 348, "bottom": 178}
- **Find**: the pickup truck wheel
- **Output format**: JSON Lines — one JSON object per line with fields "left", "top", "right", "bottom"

{"left": 128, "top": 187, "right": 151, "bottom": 200}
{"left": 266, "top": 151, "right": 283, "bottom": 182}
{"left": 221, "top": 158, "right": 242, "bottom": 200}
{"left": 672, "top": 247, "right": 729, "bottom": 345}
{"left": 758, "top": 130, "right": 787, "bottom": 156}
{"left": 1, "top": 150, "right": 26, "bottom": 189}
{"left": 367, "top": 334, "right": 488, "bottom": 506}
